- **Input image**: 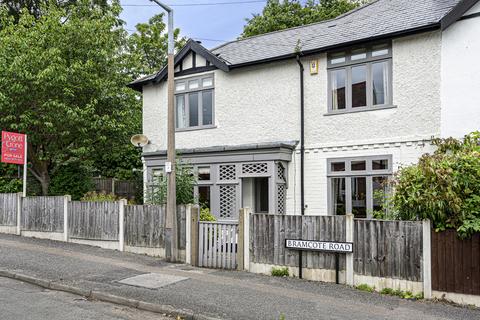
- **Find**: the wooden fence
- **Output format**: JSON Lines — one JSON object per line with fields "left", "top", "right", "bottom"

{"left": 431, "top": 230, "right": 480, "bottom": 296}
{"left": 22, "top": 196, "right": 65, "bottom": 232}
{"left": 125, "top": 204, "right": 186, "bottom": 250}
{"left": 250, "top": 214, "right": 346, "bottom": 270}
{"left": 68, "top": 201, "right": 120, "bottom": 240}
{"left": 354, "top": 219, "right": 423, "bottom": 282}
{"left": 198, "top": 221, "right": 238, "bottom": 269}
{"left": 92, "top": 177, "right": 136, "bottom": 199}
{"left": 0, "top": 193, "right": 18, "bottom": 226}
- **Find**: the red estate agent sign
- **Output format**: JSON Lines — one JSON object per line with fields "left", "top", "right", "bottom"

{"left": 1, "top": 131, "right": 26, "bottom": 165}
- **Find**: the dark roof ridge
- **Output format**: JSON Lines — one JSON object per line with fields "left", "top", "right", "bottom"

{"left": 211, "top": 0, "right": 379, "bottom": 52}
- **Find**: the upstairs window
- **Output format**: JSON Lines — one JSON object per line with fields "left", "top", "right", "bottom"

{"left": 328, "top": 43, "right": 392, "bottom": 113}
{"left": 175, "top": 74, "right": 214, "bottom": 130}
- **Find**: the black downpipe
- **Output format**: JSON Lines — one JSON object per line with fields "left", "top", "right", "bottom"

{"left": 296, "top": 55, "right": 305, "bottom": 279}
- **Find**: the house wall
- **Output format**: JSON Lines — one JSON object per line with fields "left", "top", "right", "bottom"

{"left": 441, "top": 2, "right": 480, "bottom": 138}
{"left": 142, "top": 31, "right": 442, "bottom": 216}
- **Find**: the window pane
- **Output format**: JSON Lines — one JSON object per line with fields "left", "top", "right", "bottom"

{"left": 373, "top": 176, "right": 388, "bottom": 213}
{"left": 175, "top": 82, "right": 185, "bottom": 92}
{"left": 332, "top": 178, "right": 346, "bottom": 215}
{"left": 352, "top": 177, "right": 367, "bottom": 218}
{"left": 372, "top": 61, "right": 388, "bottom": 105}
{"left": 372, "top": 159, "right": 389, "bottom": 170}
{"left": 331, "top": 162, "right": 345, "bottom": 172}
{"left": 202, "top": 90, "right": 213, "bottom": 125}
{"left": 189, "top": 93, "right": 199, "bottom": 127}
{"left": 351, "top": 65, "right": 367, "bottom": 108}
{"left": 198, "top": 167, "right": 210, "bottom": 181}
{"left": 199, "top": 186, "right": 211, "bottom": 210}
{"left": 351, "top": 49, "right": 366, "bottom": 61}
{"left": 188, "top": 80, "right": 199, "bottom": 89}
{"left": 202, "top": 78, "right": 213, "bottom": 87}
{"left": 372, "top": 44, "right": 389, "bottom": 57}
{"left": 330, "top": 53, "right": 345, "bottom": 64}
{"left": 331, "top": 69, "right": 346, "bottom": 110}
{"left": 176, "top": 95, "right": 187, "bottom": 128}
{"left": 351, "top": 161, "right": 366, "bottom": 171}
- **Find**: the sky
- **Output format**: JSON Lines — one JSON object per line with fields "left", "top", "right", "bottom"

{"left": 119, "top": 0, "right": 268, "bottom": 49}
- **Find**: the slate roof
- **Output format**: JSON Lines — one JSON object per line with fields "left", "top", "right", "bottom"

{"left": 211, "top": 0, "right": 464, "bottom": 66}
{"left": 130, "top": 0, "right": 476, "bottom": 89}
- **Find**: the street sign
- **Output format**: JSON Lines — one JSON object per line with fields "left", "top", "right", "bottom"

{"left": 285, "top": 239, "right": 353, "bottom": 253}
{"left": 1, "top": 131, "right": 26, "bottom": 165}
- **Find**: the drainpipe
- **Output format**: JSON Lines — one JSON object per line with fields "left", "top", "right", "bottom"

{"left": 296, "top": 54, "right": 305, "bottom": 279}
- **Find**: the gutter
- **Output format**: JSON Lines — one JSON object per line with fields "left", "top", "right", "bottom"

{"left": 296, "top": 54, "right": 305, "bottom": 279}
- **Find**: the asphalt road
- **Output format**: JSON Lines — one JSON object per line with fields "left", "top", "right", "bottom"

{"left": 0, "top": 277, "right": 171, "bottom": 320}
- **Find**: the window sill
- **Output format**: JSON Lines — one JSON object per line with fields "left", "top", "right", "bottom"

{"left": 324, "top": 105, "right": 397, "bottom": 116}
{"left": 175, "top": 125, "right": 217, "bottom": 132}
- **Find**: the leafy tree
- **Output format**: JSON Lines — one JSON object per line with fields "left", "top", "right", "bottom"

{"left": 126, "top": 13, "right": 186, "bottom": 79}
{"left": 0, "top": 0, "right": 108, "bottom": 22}
{"left": 0, "top": 163, "right": 22, "bottom": 193}
{"left": 48, "top": 163, "right": 94, "bottom": 200}
{"left": 382, "top": 132, "right": 480, "bottom": 238}
{"left": 0, "top": 1, "right": 138, "bottom": 195}
{"left": 241, "top": 0, "right": 361, "bottom": 38}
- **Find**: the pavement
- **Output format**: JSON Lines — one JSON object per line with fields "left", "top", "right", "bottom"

{"left": 0, "top": 277, "right": 171, "bottom": 320}
{"left": 0, "top": 233, "right": 479, "bottom": 320}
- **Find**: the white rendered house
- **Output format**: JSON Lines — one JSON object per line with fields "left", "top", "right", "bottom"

{"left": 129, "top": 0, "right": 480, "bottom": 221}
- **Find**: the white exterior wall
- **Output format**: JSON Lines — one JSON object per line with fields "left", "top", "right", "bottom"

{"left": 142, "top": 31, "right": 442, "bottom": 216}
{"left": 441, "top": 2, "right": 480, "bottom": 138}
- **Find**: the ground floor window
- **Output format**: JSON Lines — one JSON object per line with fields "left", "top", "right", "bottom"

{"left": 328, "top": 156, "right": 392, "bottom": 218}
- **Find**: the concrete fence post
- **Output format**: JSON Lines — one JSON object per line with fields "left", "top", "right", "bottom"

{"left": 243, "top": 207, "right": 252, "bottom": 271}
{"left": 16, "top": 192, "right": 23, "bottom": 236}
{"left": 345, "top": 214, "right": 354, "bottom": 286}
{"left": 185, "top": 205, "right": 192, "bottom": 265}
{"left": 422, "top": 219, "right": 432, "bottom": 299}
{"left": 118, "top": 199, "right": 127, "bottom": 252}
{"left": 63, "top": 195, "right": 71, "bottom": 242}
{"left": 190, "top": 206, "right": 199, "bottom": 266}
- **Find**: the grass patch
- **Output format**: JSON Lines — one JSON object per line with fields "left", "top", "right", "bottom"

{"left": 271, "top": 267, "right": 289, "bottom": 277}
{"left": 355, "top": 284, "right": 375, "bottom": 293}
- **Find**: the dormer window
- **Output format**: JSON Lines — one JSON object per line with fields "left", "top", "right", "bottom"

{"left": 327, "top": 43, "right": 392, "bottom": 114}
{"left": 175, "top": 74, "right": 215, "bottom": 130}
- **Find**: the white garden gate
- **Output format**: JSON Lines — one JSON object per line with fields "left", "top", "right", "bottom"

{"left": 198, "top": 221, "right": 238, "bottom": 269}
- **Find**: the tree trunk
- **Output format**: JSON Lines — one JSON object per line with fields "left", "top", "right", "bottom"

{"left": 29, "top": 162, "right": 50, "bottom": 196}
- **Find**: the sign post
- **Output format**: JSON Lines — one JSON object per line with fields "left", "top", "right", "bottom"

{"left": 1, "top": 131, "right": 28, "bottom": 197}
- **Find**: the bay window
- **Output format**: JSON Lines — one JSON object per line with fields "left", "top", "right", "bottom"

{"left": 328, "top": 156, "right": 392, "bottom": 218}
{"left": 328, "top": 43, "right": 392, "bottom": 113}
{"left": 175, "top": 74, "right": 214, "bottom": 130}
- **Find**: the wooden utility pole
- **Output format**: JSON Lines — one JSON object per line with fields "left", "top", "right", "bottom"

{"left": 150, "top": 0, "right": 177, "bottom": 261}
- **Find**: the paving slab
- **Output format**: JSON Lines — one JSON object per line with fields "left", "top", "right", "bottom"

{"left": 118, "top": 273, "right": 188, "bottom": 289}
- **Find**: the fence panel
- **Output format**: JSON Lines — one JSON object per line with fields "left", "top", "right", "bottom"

{"left": 125, "top": 205, "right": 165, "bottom": 248}
{"left": 250, "top": 214, "right": 346, "bottom": 270}
{"left": 431, "top": 230, "right": 480, "bottom": 295}
{"left": 0, "top": 193, "right": 18, "bottom": 226}
{"left": 353, "top": 219, "right": 423, "bottom": 281}
{"left": 198, "top": 221, "right": 238, "bottom": 269}
{"left": 21, "top": 196, "right": 64, "bottom": 232}
{"left": 68, "top": 201, "right": 119, "bottom": 240}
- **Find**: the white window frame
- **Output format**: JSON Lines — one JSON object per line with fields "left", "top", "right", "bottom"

{"left": 175, "top": 74, "right": 215, "bottom": 131}
{"left": 327, "top": 43, "right": 393, "bottom": 114}
{"left": 327, "top": 155, "right": 393, "bottom": 218}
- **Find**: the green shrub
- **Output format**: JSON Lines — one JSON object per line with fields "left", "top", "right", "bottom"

{"left": 379, "top": 132, "right": 480, "bottom": 238}
{"left": 49, "top": 163, "right": 93, "bottom": 200}
{"left": 146, "top": 158, "right": 195, "bottom": 205}
{"left": 380, "top": 288, "right": 424, "bottom": 300}
{"left": 200, "top": 208, "right": 216, "bottom": 222}
{"left": 271, "top": 267, "right": 289, "bottom": 277}
{"left": 81, "top": 191, "right": 118, "bottom": 202}
{"left": 355, "top": 284, "right": 375, "bottom": 292}
{"left": 380, "top": 288, "right": 394, "bottom": 295}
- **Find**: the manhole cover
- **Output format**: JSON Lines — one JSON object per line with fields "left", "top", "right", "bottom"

{"left": 118, "top": 273, "right": 188, "bottom": 289}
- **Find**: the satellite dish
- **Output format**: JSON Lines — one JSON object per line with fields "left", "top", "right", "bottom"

{"left": 130, "top": 134, "right": 149, "bottom": 147}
